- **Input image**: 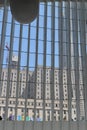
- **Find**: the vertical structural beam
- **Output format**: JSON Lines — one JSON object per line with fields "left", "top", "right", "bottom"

{"left": 82, "top": 0, "right": 87, "bottom": 122}
{"left": 79, "top": 1, "right": 87, "bottom": 129}
{"left": 42, "top": 1, "right": 47, "bottom": 129}
{"left": 33, "top": 10, "right": 39, "bottom": 130}
{"left": 58, "top": 1, "right": 63, "bottom": 130}
{"left": 5, "top": 17, "right": 15, "bottom": 117}
{"left": 67, "top": 0, "right": 72, "bottom": 130}
{"left": 51, "top": 0, "right": 55, "bottom": 129}
{"left": 4, "top": 17, "right": 15, "bottom": 130}
{"left": 23, "top": 24, "right": 31, "bottom": 129}
{"left": 15, "top": 24, "right": 23, "bottom": 123}
{"left": 74, "top": 1, "right": 80, "bottom": 130}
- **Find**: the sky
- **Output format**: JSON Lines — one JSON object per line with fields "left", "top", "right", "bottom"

{"left": 0, "top": 2, "right": 60, "bottom": 70}
{"left": 1, "top": 1, "right": 84, "bottom": 70}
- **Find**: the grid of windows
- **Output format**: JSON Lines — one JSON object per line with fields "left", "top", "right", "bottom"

{"left": 0, "top": 0, "right": 87, "bottom": 124}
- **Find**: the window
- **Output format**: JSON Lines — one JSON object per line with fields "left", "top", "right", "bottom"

{"left": 2, "top": 101, "right": 4, "bottom": 104}
{"left": 74, "top": 110, "right": 76, "bottom": 114}
{"left": 64, "top": 110, "right": 66, "bottom": 114}
{"left": 9, "top": 101, "right": 12, "bottom": 104}
{"left": 10, "top": 108, "right": 12, "bottom": 111}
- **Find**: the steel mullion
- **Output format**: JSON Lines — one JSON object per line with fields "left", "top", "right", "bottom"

{"left": 70, "top": 0, "right": 77, "bottom": 124}
{"left": 23, "top": 24, "right": 31, "bottom": 128}
{"left": 74, "top": 1, "right": 80, "bottom": 130}
{"left": 79, "top": 0, "right": 87, "bottom": 127}
{"left": 51, "top": 0, "right": 55, "bottom": 128}
{"left": 42, "top": 0, "right": 47, "bottom": 125}
{"left": 58, "top": 1, "right": 63, "bottom": 130}
{"left": 33, "top": 10, "right": 39, "bottom": 130}
{"left": 65, "top": 1, "right": 72, "bottom": 130}
{"left": 81, "top": 0, "right": 87, "bottom": 122}
{"left": 5, "top": 17, "right": 15, "bottom": 120}
{"left": 3, "top": 15, "right": 14, "bottom": 130}
{"left": 15, "top": 24, "right": 23, "bottom": 122}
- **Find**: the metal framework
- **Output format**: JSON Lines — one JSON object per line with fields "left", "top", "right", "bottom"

{"left": 0, "top": 0, "right": 87, "bottom": 130}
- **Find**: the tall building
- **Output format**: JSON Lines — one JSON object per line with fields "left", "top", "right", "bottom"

{"left": 0, "top": 65, "right": 85, "bottom": 121}
{"left": 11, "top": 55, "right": 18, "bottom": 69}
{"left": 0, "top": 0, "right": 87, "bottom": 124}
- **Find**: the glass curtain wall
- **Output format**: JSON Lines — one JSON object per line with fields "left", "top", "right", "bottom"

{"left": 0, "top": 0, "right": 87, "bottom": 124}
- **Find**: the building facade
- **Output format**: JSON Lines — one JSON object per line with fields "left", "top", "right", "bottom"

{"left": 0, "top": 65, "right": 85, "bottom": 121}
{"left": 0, "top": 0, "right": 87, "bottom": 124}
